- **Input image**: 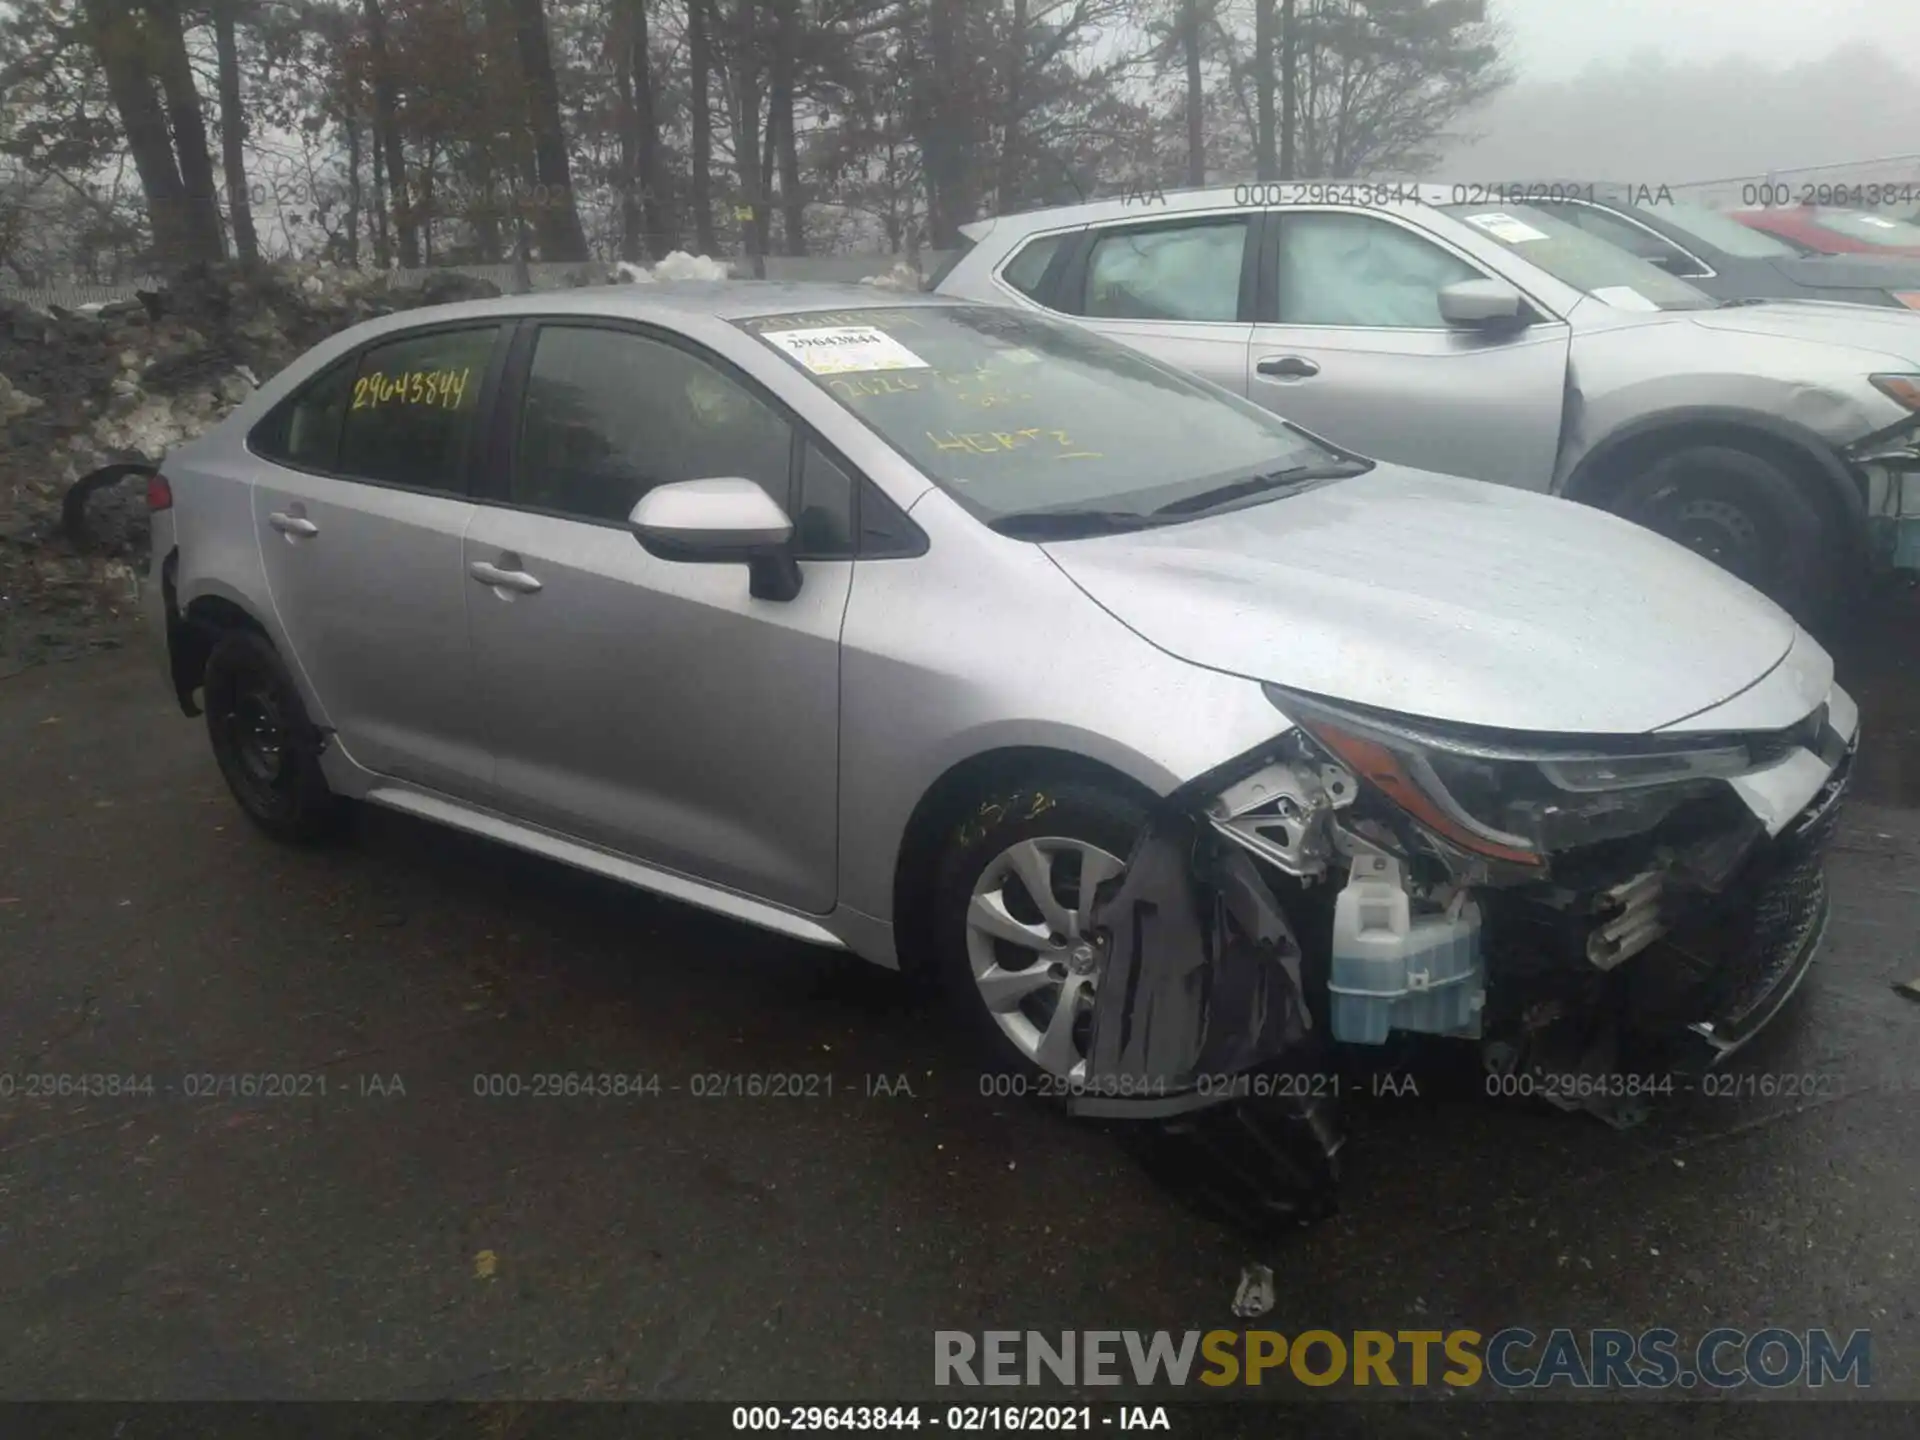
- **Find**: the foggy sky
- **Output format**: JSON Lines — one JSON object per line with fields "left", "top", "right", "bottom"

{"left": 1497, "top": 0, "right": 1920, "bottom": 79}
{"left": 1440, "top": 2, "right": 1920, "bottom": 182}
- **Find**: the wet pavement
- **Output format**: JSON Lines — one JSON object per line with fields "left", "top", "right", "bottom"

{"left": 1, "top": 597, "right": 1917, "bottom": 1413}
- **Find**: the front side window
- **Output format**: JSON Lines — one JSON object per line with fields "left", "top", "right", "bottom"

{"left": 1440, "top": 202, "right": 1717, "bottom": 311}
{"left": 511, "top": 325, "right": 793, "bottom": 524}
{"left": 1535, "top": 203, "right": 1699, "bottom": 272}
{"left": 1810, "top": 211, "right": 1920, "bottom": 248}
{"left": 1079, "top": 219, "right": 1247, "bottom": 322}
{"left": 335, "top": 326, "right": 499, "bottom": 489}
{"left": 1276, "top": 212, "right": 1484, "bottom": 327}
{"left": 740, "top": 304, "right": 1338, "bottom": 527}
{"left": 1653, "top": 201, "right": 1800, "bottom": 258}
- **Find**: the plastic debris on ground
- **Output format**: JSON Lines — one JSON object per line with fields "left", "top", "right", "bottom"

{"left": 1231, "top": 1262, "right": 1277, "bottom": 1319}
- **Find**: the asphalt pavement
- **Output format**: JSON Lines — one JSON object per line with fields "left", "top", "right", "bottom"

{"left": 2, "top": 597, "right": 1918, "bottom": 1413}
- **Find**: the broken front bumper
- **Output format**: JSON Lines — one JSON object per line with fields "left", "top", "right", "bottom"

{"left": 1661, "top": 728, "right": 1852, "bottom": 1069}
{"left": 1067, "top": 701, "right": 1856, "bottom": 1221}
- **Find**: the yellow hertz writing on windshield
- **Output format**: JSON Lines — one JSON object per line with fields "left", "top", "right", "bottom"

{"left": 934, "top": 1328, "right": 1871, "bottom": 1390}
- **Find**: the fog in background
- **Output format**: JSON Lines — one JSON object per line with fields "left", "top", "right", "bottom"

{"left": 1443, "top": 0, "right": 1920, "bottom": 183}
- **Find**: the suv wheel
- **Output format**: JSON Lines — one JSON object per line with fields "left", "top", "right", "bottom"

{"left": 929, "top": 779, "right": 1145, "bottom": 1082}
{"left": 1609, "top": 443, "right": 1834, "bottom": 628}
{"left": 203, "top": 629, "right": 344, "bottom": 842}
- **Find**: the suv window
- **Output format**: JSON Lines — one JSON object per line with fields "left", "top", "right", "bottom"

{"left": 1002, "top": 233, "right": 1066, "bottom": 300}
{"left": 1533, "top": 202, "right": 1703, "bottom": 274}
{"left": 251, "top": 358, "right": 355, "bottom": 471}
{"left": 335, "top": 325, "right": 499, "bottom": 489}
{"left": 511, "top": 324, "right": 794, "bottom": 524}
{"left": 1275, "top": 212, "right": 1482, "bottom": 327}
{"left": 1078, "top": 218, "right": 1247, "bottom": 322}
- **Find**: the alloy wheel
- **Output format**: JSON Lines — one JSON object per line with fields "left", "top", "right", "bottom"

{"left": 963, "top": 835, "right": 1127, "bottom": 1080}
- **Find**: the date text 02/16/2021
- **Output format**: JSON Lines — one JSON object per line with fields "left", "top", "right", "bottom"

{"left": 731, "top": 1407, "right": 1170, "bottom": 1431}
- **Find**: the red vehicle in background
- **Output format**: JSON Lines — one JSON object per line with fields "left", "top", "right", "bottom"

{"left": 1732, "top": 204, "right": 1920, "bottom": 257}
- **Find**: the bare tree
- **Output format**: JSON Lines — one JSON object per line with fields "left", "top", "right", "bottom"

{"left": 212, "top": 0, "right": 258, "bottom": 261}
{"left": 360, "top": 0, "right": 417, "bottom": 265}
{"left": 510, "top": 0, "right": 590, "bottom": 259}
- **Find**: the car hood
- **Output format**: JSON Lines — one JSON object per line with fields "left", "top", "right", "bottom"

{"left": 1042, "top": 465, "right": 1798, "bottom": 735}
{"left": 1769, "top": 254, "right": 1920, "bottom": 294}
{"left": 1681, "top": 298, "right": 1920, "bottom": 362}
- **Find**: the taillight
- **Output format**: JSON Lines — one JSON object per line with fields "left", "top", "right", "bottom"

{"left": 146, "top": 473, "right": 173, "bottom": 510}
{"left": 1893, "top": 291, "right": 1920, "bottom": 310}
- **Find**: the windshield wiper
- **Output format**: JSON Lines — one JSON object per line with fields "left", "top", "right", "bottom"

{"left": 987, "top": 508, "right": 1164, "bottom": 539}
{"left": 1151, "top": 459, "right": 1372, "bottom": 517}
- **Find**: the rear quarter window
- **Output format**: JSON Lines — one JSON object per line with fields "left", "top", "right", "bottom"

{"left": 1000, "top": 234, "right": 1066, "bottom": 299}
{"left": 249, "top": 359, "right": 355, "bottom": 470}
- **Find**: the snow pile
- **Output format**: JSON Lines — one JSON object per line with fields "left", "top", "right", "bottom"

{"left": 650, "top": 250, "right": 734, "bottom": 282}
{"left": 860, "top": 260, "right": 925, "bottom": 292}
{"left": 0, "top": 261, "right": 503, "bottom": 667}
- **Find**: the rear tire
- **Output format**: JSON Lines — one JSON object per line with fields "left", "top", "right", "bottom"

{"left": 202, "top": 629, "right": 345, "bottom": 843}
{"left": 927, "top": 779, "right": 1148, "bottom": 1083}
{"left": 1607, "top": 443, "right": 1837, "bottom": 630}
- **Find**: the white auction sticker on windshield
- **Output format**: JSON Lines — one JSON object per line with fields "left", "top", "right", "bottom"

{"left": 761, "top": 326, "right": 930, "bottom": 375}
{"left": 1463, "top": 211, "right": 1548, "bottom": 243}
{"left": 1591, "top": 285, "right": 1661, "bottom": 312}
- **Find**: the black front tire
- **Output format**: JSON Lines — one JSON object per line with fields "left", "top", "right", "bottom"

{"left": 202, "top": 629, "right": 345, "bottom": 843}
{"left": 1608, "top": 443, "right": 1837, "bottom": 630}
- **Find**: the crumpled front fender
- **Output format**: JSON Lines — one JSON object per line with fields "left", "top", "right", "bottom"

{"left": 1070, "top": 786, "right": 1346, "bottom": 1226}
{"left": 1072, "top": 805, "right": 1318, "bottom": 1119}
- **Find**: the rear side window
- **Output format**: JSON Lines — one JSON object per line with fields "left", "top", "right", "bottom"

{"left": 250, "top": 360, "right": 354, "bottom": 470}
{"left": 335, "top": 326, "right": 499, "bottom": 490}
{"left": 1080, "top": 219, "right": 1248, "bottom": 321}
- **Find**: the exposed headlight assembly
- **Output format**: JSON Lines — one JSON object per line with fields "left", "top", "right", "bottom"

{"left": 1264, "top": 687, "right": 1761, "bottom": 869}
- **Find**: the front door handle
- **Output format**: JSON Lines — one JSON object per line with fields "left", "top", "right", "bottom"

{"left": 469, "top": 558, "right": 543, "bottom": 594}
{"left": 268, "top": 511, "right": 319, "bottom": 537}
{"left": 1257, "top": 355, "right": 1321, "bottom": 379}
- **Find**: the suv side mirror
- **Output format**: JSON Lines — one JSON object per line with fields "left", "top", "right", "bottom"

{"left": 1437, "top": 278, "right": 1527, "bottom": 330}
{"left": 629, "top": 478, "right": 802, "bottom": 601}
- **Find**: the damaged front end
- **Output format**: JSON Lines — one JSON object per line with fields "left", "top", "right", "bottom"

{"left": 1072, "top": 683, "right": 1857, "bottom": 1221}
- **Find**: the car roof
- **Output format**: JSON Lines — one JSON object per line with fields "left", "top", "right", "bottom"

{"left": 960, "top": 182, "right": 1471, "bottom": 240}
{"left": 354, "top": 280, "right": 960, "bottom": 333}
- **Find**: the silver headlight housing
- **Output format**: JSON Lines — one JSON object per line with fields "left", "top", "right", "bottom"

{"left": 1264, "top": 686, "right": 1771, "bottom": 869}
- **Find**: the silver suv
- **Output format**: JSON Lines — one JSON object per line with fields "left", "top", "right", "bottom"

{"left": 147, "top": 284, "right": 1854, "bottom": 1145}
{"left": 933, "top": 183, "right": 1920, "bottom": 625}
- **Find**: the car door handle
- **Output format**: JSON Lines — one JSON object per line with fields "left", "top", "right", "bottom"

{"left": 469, "top": 559, "right": 543, "bottom": 594}
{"left": 268, "top": 511, "right": 319, "bottom": 537}
{"left": 1257, "top": 355, "right": 1321, "bottom": 379}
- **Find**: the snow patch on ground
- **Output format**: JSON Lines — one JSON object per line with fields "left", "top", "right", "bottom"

{"left": 651, "top": 251, "right": 734, "bottom": 281}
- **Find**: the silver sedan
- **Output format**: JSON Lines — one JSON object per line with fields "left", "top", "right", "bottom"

{"left": 147, "top": 284, "right": 1854, "bottom": 1145}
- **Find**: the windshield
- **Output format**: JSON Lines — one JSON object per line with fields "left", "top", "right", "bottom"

{"left": 1654, "top": 201, "right": 1801, "bottom": 258}
{"left": 1440, "top": 203, "right": 1716, "bottom": 311}
{"left": 1812, "top": 211, "right": 1920, "bottom": 248}
{"left": 738, "top": 304, "right": 1341, "bottom": 524}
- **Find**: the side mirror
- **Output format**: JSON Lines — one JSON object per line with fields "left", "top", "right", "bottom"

{"left": 1437, "top": 278, "right": 1527, "bottom": 330}
{"left": 629, "top": 477, "right": 802, "bottom": 601}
